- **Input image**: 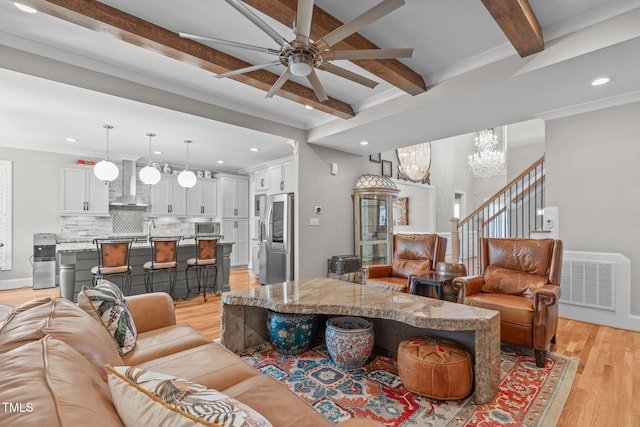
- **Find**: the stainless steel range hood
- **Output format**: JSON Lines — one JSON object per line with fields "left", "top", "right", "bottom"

{"left": 110, "top": 160, "right": 149, "bottom": 207}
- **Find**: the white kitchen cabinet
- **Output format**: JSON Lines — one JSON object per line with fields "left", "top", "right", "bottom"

{"left": 187, "top": 178, "right": 217, "bottom": 217}
{"left": 218, "top": 174, "right": 249, "bottom": 266}
{"left": 149, "top": 174, "right": 186, "bottom": 216}
{"left": 254, "top": 168, "right": 269, "bottom": 193}
{"left": 222, "top": 218, "right": 249, "bottom": 266}
{"left": 251, "top": 239, "right": 260, "bottom": 275}
{"left": 220, "top": 175, "right": 249, "bottom": 218}
{"left": 60, "top": 164, "right": 109, "bottom": 216}
{"left": 268, "top": 159, "right": 295, "bottom": 195}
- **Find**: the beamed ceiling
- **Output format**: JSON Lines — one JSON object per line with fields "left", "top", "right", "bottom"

{"left": 20, "top": 0, "right": 543, "bottom": 119}
{"left": 1, "top": 0, "right": 639, "bottom": 170}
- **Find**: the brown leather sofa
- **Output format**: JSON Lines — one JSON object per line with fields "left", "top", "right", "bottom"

{"left": 0, "top": 291, "right": 382, "bottom": 427}
{"left": 361, "top": 234, "right": 447, "bottom": 293}
{"left": 453, "top": 237, "right": 563, "bottom": 367}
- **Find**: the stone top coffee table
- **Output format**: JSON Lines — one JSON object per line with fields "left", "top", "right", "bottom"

{"left": 221, "top": 277, "right": 500, "bottom": 404}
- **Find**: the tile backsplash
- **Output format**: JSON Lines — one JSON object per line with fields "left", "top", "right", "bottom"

{"left": 59, "top": 215, "right": 112, "bottom": 239}
{"left": 111, "top": 207, "right": 146, "bottom": 234}
{"left": 59, "top": 208, "right": 198, "bottom": 240}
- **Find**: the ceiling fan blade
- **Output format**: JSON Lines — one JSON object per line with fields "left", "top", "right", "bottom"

{"left": 179, "top": 32, "right": 280, "bottom": 55}
{"left": 307, "top": 69, "right": 328, "bottom": 102}
{"left": 216, "top": 61, "right": 282, "bottom": 78}
{"left": 265, "top": 68, "right": 293, "bottom": 98}
{"left": 323, "top": 48, "right": 413, "bottom": 61}
{"left": 225, "top": 0, "right": 291, "bottom": 49}
{"left": 295, "top": 0, "right": 314, "bottom": 45}
{"left": 316, "top": 0, "right": 405, "bottom": 49}
{"left": 319, "top": 63, "right": 379, "bottom": 89}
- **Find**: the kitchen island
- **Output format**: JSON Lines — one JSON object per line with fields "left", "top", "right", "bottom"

{"left": 57, "top": 238, "right": 233, "bottom": 301}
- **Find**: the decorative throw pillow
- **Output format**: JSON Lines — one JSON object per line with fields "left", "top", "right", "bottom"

{"left": 106, "top": 365, "right": 273, "bottom": 427}
{"left": 78, "top": 279, "right": 137, "bottom": 355}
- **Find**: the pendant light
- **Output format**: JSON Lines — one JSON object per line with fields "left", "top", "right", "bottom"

{"left": 139, "top": 133, "right": 161, "bottom": 185}
{"left": 93, "top": 124, "right": 119, "bottom": 182}
{"left": 177, "top": 140, "right": 197, "bottom": 188}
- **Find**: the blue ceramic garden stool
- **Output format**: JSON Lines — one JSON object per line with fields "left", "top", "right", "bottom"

{"left": 267, "top": 311, "right": 318, "bottom": 355}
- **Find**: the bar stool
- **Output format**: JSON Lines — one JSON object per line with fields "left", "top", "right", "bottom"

{"left": 143, "top": 236, "right": 182, "bottom": 300}
{"left": 91, "top": 239, "right": 133, "bottom": 295}
{"left": 185, "top": 237, "right": 218, "bottom": 302}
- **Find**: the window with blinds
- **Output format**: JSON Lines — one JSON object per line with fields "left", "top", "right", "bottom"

{"left": 0, "top": 160, "right": 12, "bottom": 270}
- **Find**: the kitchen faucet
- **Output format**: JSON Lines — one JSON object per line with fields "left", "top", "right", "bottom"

{"left": 146, "top": 220, "right": 156, "bottom": 243}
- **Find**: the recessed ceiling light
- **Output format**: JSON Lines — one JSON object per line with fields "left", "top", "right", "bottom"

{"left": 14, "top": 2, "right": 37, "bottom": 13}
{"left": 217, "top": 160, "right": 225, "bottom": 164}
{"left": 250, "top": 147, "right": 259, "bottom": 152}
{"left": 66, "top": 137, "right": 78, "bottom": 142}
{"left": 305, "top": 105, "right": 314, "bottom": 110}
{"left": 153, "top": 150, "right": 162, "bottom": 155}
{"left": 591, "top": 77, "right": 611, "bottom": 86}
{"left": 360, "top": 141, "right": 369, "bottom": 146}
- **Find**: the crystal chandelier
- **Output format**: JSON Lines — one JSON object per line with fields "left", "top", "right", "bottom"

{"left": 396, "top": 142, "right": 431, "bottom": 184}
{"left": 468, "top": 128, "right": 505, "bottom": 179}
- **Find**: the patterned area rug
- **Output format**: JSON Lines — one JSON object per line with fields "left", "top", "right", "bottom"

{"left": 240, "top": 342, "right": 578, "bottom": 426}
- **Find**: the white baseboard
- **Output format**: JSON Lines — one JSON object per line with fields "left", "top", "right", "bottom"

{"left": 0, "top": 278, "right": 33, "bottom": 291}
{"left": 559, "top": 303, "right": 640, "bottom": 332}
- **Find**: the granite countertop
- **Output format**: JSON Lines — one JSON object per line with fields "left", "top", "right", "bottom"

{"left": 56, "top": 236, "right": 233, "bottom": 252}
{"left": 222, "top": 277, "right": 498, "bottom": 330}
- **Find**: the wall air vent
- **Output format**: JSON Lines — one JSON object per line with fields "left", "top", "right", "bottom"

{"left": 560, "top": 257, "right": 614, "bottom": 311}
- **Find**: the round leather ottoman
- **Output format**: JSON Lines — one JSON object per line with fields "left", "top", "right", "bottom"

{"left": 397, "top": 336, "right": 473, "bottom": 400}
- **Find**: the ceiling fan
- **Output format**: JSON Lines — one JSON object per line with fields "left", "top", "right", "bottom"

{"left": 180, "top": 0, "right": 413, "bottom": 102}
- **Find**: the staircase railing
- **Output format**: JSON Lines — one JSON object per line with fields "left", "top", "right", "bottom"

{"left": 452, "top": 156, "right": 545, "bottom": 275}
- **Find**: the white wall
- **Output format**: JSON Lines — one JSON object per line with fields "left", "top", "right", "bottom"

{"left": 545, "top": 101, "right": 640, "bottom": 317}
{"left": 297, "top": 142, "right": 370, "bottom": 279}
{"left": 0, "top": 147, "right": 78, "bottom": 285}
{"left": 506, "top": 119, "right": 545, "bottom": 181}
{"left": 393, "top": 181, "right": 435, "bottom": 233}
{"left": 428, "top": 133, "right": 493, "bottom": 231}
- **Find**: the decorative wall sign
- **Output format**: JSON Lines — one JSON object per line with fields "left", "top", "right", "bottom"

{"left": 369, "top": 153, "right": 381, "bottom": 163}
{"left": 382, "top": 160, "right": 392, "bottom": 177}
{"left": 398, "top": 197, "right": 409, "bottom": 225}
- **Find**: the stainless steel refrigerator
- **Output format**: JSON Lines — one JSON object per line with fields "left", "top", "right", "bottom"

{"left": 259, "top": 193, "right": 294, "bottom": 284}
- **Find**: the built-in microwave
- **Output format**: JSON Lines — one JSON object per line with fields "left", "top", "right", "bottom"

{"left": 194, "top": 222, "right": 220, "bottom": 236}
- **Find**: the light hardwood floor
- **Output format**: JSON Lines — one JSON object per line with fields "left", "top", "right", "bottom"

{"left": 1, "top": 270, "right": 638, "bottom": 427}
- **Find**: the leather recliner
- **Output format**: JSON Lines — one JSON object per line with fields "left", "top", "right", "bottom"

{"left": 453, "top": 237, "right": 563, "bottom": 367}
{"left": 361, "top": 234, "right": 447, "bottom": 293}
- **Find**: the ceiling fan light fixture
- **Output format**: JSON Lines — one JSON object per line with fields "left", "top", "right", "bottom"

{"left": 290, "top": 62, "right": 312, "bottom": 76}
{"left": 288, "top": 52, "right": 314, "bottom": 76}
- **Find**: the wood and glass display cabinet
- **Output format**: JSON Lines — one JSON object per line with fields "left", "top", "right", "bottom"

{"left": 353, "top": 174, "right": 400, "bottom": 266}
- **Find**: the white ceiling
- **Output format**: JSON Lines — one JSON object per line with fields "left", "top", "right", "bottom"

{"left": 1, "top": 0, "right": 639, "bottom": 172}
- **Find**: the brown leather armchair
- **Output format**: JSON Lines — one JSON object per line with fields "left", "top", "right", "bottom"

{"left": 361, "top": 234, "right": 447, "bottom": 293}
{"left": 453, "top": 237, "right": 563, "bottom": 367}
